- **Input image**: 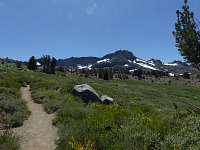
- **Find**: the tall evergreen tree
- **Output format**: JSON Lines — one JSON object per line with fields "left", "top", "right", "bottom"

{"left": 103, "top": 70, "right": 109, "bottom": 80}
{"left": 51, "top": 57, "right": 57, "bottom": 74}
{"left": 173, "top": 0, "right": 200, "bottom": 70}
{"left": 16, "top": 61, "right": 22, "bottom": 68}
{"left": 41, "top": 55, "right": 51, "bottom": 74}
{"left": 41, "top": 55, "right": 57, "bottom": 74}
{"left": 27, "top": 56, "right": 37, "bottom": 70}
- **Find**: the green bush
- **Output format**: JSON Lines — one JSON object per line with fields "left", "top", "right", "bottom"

{"left": 0, "top": 130, "right": 20, "bottom": 150}
{"left": 0, "top": 87, "right": 19, "bottom": 98}
{"left": 162, "top": 114, "right": 200, "bottom": 149}
{"left": 60, "top": 83, "right": 75, "bottom": 94}
{"left": 32, "top": 91, "right": 47, "bottom": 104}
{"left": 83, "top": 105, "right": 129, "bottom": 149}
{"left": 0, "top": 98, "right": 30, "bottom": 128}
{"left": 43, "top": 97, "right": 66, "bottom": 114}
{"left": 55, "top": 102, "right": 92, "bottom": 150}
{"left": 56, "top": 105, "right": 129, "bottom": 150}
{"left": 118, "top": 114, "right": 163, "bottom": 149}
{"left": 56, "top": 102, "right": 90, "bottom": 125}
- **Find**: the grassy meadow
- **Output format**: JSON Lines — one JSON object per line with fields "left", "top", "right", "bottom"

{"left": 0, "top": 63, "right": 200, "bottom": 149}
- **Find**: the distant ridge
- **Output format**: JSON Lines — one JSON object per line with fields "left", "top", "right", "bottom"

{"left": 57, "top": 57, "right": 100, "bottom": 69}
{"left": 56, "top": 50, "right": 196, "bottom": 74}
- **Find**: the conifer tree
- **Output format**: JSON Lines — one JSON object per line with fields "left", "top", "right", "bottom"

{"left": 27, "top": 56, "right": 37, "bottom": 70}
{"left": 51, "top": 57, "right": 57, "bottom": 74}
{"left": 173, "top": 0, "right": 200, "bottom": 70}
{"left": 41, "top": 55, "right": 57, "bottom": 74}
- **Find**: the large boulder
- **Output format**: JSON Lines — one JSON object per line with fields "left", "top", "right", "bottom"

{"left": 72, "top": 84, "right": 101, "bottom": 103}
{"left": 101, "top": 95, "right": 118, "bottom": 105}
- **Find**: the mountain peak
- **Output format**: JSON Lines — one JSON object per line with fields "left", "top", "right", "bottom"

{"left": 102, "top": 50, "right": 136, "bottom": 60}
{"left": 148, "top": 59, "right": 162, "bottom": 64}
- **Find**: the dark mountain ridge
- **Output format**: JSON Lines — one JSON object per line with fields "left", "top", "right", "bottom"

{"left": 56, "top": 50, "right": 197, "bottom": 74}
{"left": 102, "top": 50, "right": 136, "bottom": 60}
{"left": 57, "top": 57, "right": 100, "bottom": 68}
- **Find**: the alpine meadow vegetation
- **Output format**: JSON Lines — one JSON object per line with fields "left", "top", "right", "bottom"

{"left": 1, "top": 59, "right": 200, "bottom": 149}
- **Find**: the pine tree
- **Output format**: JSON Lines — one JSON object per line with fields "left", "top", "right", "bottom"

{"left": 103, "top": 70, "right": 109, "bottom": 80}
{"left": 41, "top": 55, "right": 57, "bottom": 74}
{"left": 41, "top": 55, "right": 51, "bottom": 74}
{"left": 173, "top": 0, "right": 200, "bottom": 70}
{"left": 51, "top": 57, "right": 57, "bottom": 74}
{"left": 27, "top": 56, "right": 37, "bottom": 70}
{"left": 16, "top": 61, "right": 22, "bottom": 68}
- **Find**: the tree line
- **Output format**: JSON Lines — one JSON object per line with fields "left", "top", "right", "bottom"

{"left": 27, "top": 55, "right": 57, "bottom": 74}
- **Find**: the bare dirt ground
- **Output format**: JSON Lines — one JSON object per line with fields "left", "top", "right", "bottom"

{"left": 13, "top": 86, "right": 58, "bottom": 150}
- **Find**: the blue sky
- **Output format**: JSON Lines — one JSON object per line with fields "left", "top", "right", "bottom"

{"left": 0, "top": 0, "right": 200, "bottom": 62}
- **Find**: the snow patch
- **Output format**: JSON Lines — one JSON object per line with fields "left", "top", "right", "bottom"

{"left": 136, "top": 58, "right": 147, "bottom": 63}
{"left": 124, "top": 64, "right": 128, "bottom": 67}
{"left": 133, "top": 60, "right": 158, "bottom": 70}
{"left": 77, "top": 64, "right": 92, "bottom": 70}
{"left": 163, "top": 63, "right": 178, "bottom": 66}
{"left": 97, "top": 59, "right": 110, "bottom": 63}
{"left": 147, "top": 60, "right": 155, "bottom": 66}
{"left": 36, "top": 62, "right": 41, "bottom": 66}
{"left": 137, "top": 63, "right": 158, "bottom": 70}
{"left": 168, "top": 73, "right": 175, "bottom": 77}
{"left": 129, "top": 69, "right": 137, "bottom": 73}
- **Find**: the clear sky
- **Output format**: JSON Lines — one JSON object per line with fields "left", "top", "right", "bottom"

{"left": 0, "top": 0, "right": 200, "bottom": 62}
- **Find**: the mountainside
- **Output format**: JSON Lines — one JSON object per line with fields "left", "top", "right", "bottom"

{"left": 57, "top": 57, "right": 100, "bottom": 69}
{"left": 57, "top": 50, "right": 197, "bottom": 74}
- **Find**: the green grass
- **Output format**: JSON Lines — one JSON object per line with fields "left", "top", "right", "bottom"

{"left": 52, "top": 74, "right": 200, "bottom": 115}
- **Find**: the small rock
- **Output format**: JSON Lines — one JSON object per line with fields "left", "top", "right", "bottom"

{"left": 101, "top": 95, "right": 118, "bottom": 105}
{"left": 22, "top": 82, "right": 27, "bottom": 87}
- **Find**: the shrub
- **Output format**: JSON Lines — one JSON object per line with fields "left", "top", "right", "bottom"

{"left": 162, "top": 114, "right": 200, "bottom": 149}
{"left": 0, "top": 98, "right": 30, "bottom": 128}
{"left": 56, "top": 105, "right": 129, "bottom": 150}
{"left": 118, "top": 114, "right": 163, "bottom": 149}
{"left": 0, "top": 87, "right": 19, "bottom": 98}
{"left": 32, "top": 91, "right": 47, "bottom": 104}
{"left": 44, "top": 98, "right": 66, "bottom": 114}
{"left": 56, "top": 102, "right": 89, "bottom": 125}
{"left": 0, "top": 130, "right": 20, "bottom": 150}
{"left": 60, "top": 83, "right": 75, "bottom": 94}
{"left": 82, "top": 105, "right": 129, "bottom": 149}
{"left": 55, "top": 103, "right": 93, "bottom": 150}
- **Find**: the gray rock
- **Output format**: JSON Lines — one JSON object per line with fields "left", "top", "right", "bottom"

{"left": 101, "top": 95, "right": 118, "bottom": 105}
{"left": 22, "top": 82, "right": 27, "bottom": 87}
{"left": 72, "top": 84, "right": 101, "bottom": 103}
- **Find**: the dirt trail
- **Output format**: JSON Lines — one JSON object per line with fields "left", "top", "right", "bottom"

{"left": 13, "top": 86, "right": 58, "bottom": 150}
